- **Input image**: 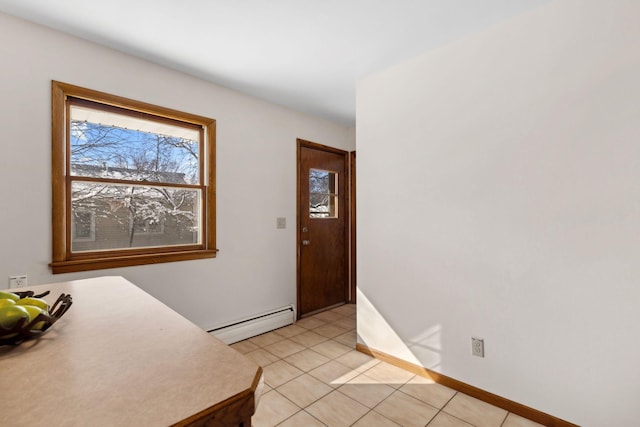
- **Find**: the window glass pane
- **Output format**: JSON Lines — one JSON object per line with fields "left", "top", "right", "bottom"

{"left": 309, "top": 169, "right": 337, "bottom": 218}
{"left": 71, "top": 181, "right": 201, "bottom": 252}
{"left": 310, "top": 194, "right": 338, "bottom": 218}
{"left": 70, "top": 105, "right": 200, "bottom": 185}
{"left": 310, "top": 169, "right": 330, "bottom": 193}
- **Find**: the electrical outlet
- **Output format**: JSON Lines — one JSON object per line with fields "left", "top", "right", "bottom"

{"left": 472, "top": 337, "right": 485, "bottom": 357}
{"left": 9, "top": 275, "right": 28, "bottom": 288}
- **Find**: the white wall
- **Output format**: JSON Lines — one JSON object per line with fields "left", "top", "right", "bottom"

{"left": 0, "top": 12, "right": 353, "bottom": 331}
{"left": 356, "top": 1, "right": 640, "bottom": 426}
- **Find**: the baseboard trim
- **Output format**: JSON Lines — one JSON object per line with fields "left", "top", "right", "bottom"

{"left": 355, "top": 343, "right": 579, "bottom": 427}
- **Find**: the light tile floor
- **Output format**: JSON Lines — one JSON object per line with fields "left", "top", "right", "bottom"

{"left": 230, "top": 304, "right": 543, "bottom": 427}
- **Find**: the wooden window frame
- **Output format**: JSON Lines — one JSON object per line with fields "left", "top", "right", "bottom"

{"left": 51, "top": 81, "right": 217, "bottom": 274}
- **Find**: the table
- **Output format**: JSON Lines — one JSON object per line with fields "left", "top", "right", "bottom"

{"left": 0, "top": 276, "right": 263, "bottom": 426}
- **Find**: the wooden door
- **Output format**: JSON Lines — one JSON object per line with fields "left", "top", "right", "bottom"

{"left": 297, "top": 139, "right": 348, "bottom": 317}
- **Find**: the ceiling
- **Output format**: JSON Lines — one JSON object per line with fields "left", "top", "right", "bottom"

{"left": 0, "top": 0, "right": 548, "bottom": 125}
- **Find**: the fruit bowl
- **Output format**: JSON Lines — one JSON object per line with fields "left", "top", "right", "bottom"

{"left": 0, "top": 290, "right": 73, "bottom": 346}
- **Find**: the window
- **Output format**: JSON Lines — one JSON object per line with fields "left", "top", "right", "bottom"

{"left": 51, "top": 81, "right": 216, "bottom": 273}
{"left": 309, "top": 169, "right": 338, "bottom": 218}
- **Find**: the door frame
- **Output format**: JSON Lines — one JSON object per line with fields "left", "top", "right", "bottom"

{"left": 296, "top": 139, "right": 351, "bottom": 319}
{"left": 349, "top": 151, "right": 356, "bottom": 303}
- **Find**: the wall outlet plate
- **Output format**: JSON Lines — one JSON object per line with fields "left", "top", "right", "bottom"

{"left": 472, "top": 337, "right": 485, "bottom": 357}
{"left": 9, "top": 275, "right": 28, "bottom": 288}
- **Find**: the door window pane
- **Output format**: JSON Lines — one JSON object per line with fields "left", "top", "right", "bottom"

{"left": 310, "top": 169, "right": 338, "bottom": 218}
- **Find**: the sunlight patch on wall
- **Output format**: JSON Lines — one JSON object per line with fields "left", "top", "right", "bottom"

{"left": 356, "top": 288, "right": 442, "bottom": 370}
{"left": 407, "top": 325, "right": 443, "bottom": 371}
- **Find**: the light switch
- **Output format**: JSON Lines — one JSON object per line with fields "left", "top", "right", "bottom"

{"left": 276, "top": 217, "right": 286, "bottom": 229}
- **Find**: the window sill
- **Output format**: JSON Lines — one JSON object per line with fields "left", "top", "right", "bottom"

{"left": 50, "top": 249, "right": 218, "bottom": 274}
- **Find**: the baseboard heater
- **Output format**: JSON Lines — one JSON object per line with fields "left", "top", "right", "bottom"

{"left": 208, "top": 305, "right": 296, "bottom": 344}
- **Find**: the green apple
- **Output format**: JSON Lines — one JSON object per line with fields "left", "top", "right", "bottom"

{"left": 0, "top": 299, "right": 16, "bottom": 308}
{"left": 0, "top": 291, "right": 19, "bottom": 302}
{"left": 0, "top": 305, "right": 30, "bottom": 329}
{"left": 20, "top": 305, "right": 47, "bottom": 330}
{"left": 16, "top": 297, "right": 49, "bottom": 312}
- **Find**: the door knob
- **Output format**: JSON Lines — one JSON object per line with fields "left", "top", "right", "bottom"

{"left": 302, "top": 240, "right": 311, "bottom": 246}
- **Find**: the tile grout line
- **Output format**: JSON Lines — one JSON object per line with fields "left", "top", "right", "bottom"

{"left": 246, "top": 308, "right": 366, "bottom": 426}
{"left": 347, "top": 407, "right": 392, "bottom": 427}
{"left": 260, "top": 346, "right": 335, "bottom": 425}
{"left": 346, "top": 395, "right": 402, "bottom": 427}
{"left": 261, "top": 334, "right": 367, "bottom": 389}
{"left": 269, "top": 389, "right": 327, "bottom": 427}
{"left": 498, "top": 410, "right": 509, "bottom": 427}
{"left": 423, "top": 391, "right": 460, "bottom": 426}
{"left": 340, "top": 369, "right": 419, "bottom": 427}
{"left": 269, "top": 311, "right": 356, "bottom": 426}
{"left": 257, "top": 334, "right": 360, "bottom": 420}
{"left": 298, "top": 316, "right": 456, "bottom": 426}
{"left": 261, "top": 337, "right": 356, "bottom": 373}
